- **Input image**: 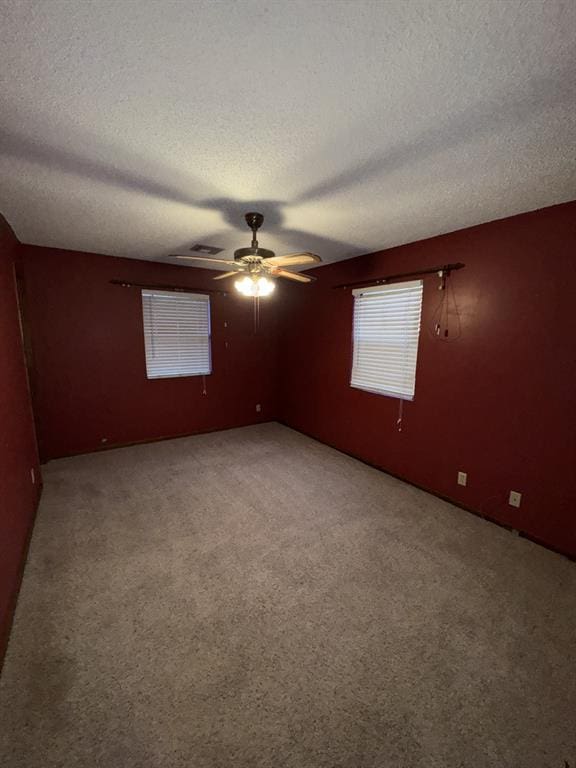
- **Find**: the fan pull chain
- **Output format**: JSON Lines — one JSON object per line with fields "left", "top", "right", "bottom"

{"left": 253, "top": 296, "right": 261, "bottom": 334}
{"left": 397, "top": 399, "right": 404, "bottom": 432}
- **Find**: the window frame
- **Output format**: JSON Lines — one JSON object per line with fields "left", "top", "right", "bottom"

{"left": 350, "top": 279, "right": 424, "bottom": 401}
{"left": 141, "top": 289, "right": 212, "bottom": 380}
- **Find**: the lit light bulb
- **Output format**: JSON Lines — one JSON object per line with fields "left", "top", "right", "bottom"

{"left": 234, "top": 275, "right": 275, "bottom": 297}
{"left": 234, "top": 276, "right": 254, "bottom": 296}
{"left": 257, "top": 276, "right": 275, "bottom": 297}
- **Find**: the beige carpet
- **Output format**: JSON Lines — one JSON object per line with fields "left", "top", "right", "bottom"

{"left": 1, "top": 423, "right": 575, "bottom": 767}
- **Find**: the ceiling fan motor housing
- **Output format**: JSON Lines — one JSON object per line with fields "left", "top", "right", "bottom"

{"left": 234, "top": 246, "right": 275, "bottom": 262}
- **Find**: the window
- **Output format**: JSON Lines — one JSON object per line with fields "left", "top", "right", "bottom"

{"left": 351, "top": 280, "right": 423, "bottom": 400}
{"left": 141, "top": 289, "right": 211, "bottom": 379}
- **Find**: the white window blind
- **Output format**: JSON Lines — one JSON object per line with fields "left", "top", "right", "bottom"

{"left": 351, "top": 279, "right": 423, "bottom": 400}
{"left": 141, "top": 289, "right": 211, "bottom": 379}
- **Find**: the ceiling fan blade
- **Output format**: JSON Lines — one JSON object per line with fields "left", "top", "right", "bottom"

{"left": 213, "top": 271, "right": 242, "bottom": 281}
{"left": 274, "top": 269, "right": 316, "bottom": 283}
{"left": 169, "top": 254, "right": 237, "bottom": 265}
{"left": 265, "top": 252, "right": 321, "bottom": 267}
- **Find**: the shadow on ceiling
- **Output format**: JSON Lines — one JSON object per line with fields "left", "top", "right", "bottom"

{"left": 290, "top": 68, "right": 576, "bottom": 205}
{"left": 0, "top": 129, "right": 363, "bottom": 258}
{"left": 189, "top": 197, "right": 365, "bottom": 260}
{"left": 0, "top": 127, "right": 204, "bottom": 209}
{"left": 1, "top": 65, "right": 573, "bottom": 259}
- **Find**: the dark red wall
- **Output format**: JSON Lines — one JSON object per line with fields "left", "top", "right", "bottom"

{"left": 278, "top": 201, "right": 576, "bottom": 557}
{"left": 21, "top": 246, "right": 280, "bottom": 460}
{"left": 0, "top": 216, "right": 41, "bottom": 662}
{"left": 14, "top": 202, "right": 576, "bottom": 564}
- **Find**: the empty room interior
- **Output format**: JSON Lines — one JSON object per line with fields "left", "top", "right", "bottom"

{"left": 1, "top": 1, "right": 576, "bottom": 766}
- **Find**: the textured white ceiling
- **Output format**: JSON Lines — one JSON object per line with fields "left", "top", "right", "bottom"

{"left": 0, "top": 0, "right": 575, "bottom": 269}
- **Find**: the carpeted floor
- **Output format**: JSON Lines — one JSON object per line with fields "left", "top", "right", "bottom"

{"left": 1, "top": 423, "right": 575, "bottom": 767}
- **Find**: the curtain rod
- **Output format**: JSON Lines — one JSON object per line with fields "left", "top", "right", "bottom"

{"left": 110, "top": 279, "right": 228, "bottom": 296}
{"left": 332, "top": 262, "right": 465, "bottom": 290}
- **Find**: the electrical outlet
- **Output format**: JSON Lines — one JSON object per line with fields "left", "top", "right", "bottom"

{"left": 101, "top": 437, "right": 108, "bottom": 444}
{"left": 457, "top": 471, "right": 467, "bottom": 486}
{"left": 30, "top": 468, "right": 35, "bottom": 484}
{"left": 509, "top": 491, "right": 522, "bottom": 508}
{"left": 256, "top": 403, "right": 262, "bottom": 413}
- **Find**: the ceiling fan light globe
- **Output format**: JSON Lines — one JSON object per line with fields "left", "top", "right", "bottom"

{"left": 234, "top": 275, "right": 275, "bottom": 298}
{"left": 235, "top": 276, "right": 254, "bottom": 296}
{"left": 257, "top": 276, "right": 275, "bottom": 297}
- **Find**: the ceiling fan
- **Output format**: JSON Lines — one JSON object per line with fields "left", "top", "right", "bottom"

{"left": 171, "top": 212, "right": 321, "bottom": 296}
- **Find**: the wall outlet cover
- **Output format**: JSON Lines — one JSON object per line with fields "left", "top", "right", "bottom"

{"left": 509, "top": 490, "right": 522, "bottom": 508}
{"left": 457, "top": 471, "right": 467, "bottom": 486}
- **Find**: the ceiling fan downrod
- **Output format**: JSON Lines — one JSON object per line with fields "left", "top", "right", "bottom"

{"left": 245, "top": 212, "right": 264, "bottom": 249}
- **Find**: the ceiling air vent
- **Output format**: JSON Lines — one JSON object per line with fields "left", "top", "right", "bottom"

{"left": 189, "top": 244, "right": 224, "bottom": 256}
